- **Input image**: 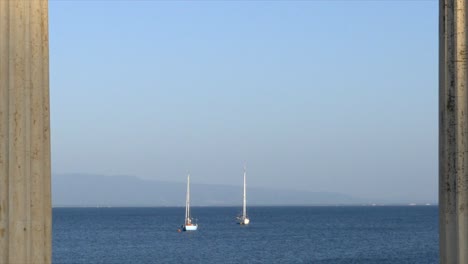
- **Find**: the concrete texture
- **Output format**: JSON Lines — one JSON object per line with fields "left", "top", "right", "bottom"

{"left": 0, "top": 0, "right": 51, "bottom": 263}
{"left": 440, "top": 0, "right": 468, "bottom": 263}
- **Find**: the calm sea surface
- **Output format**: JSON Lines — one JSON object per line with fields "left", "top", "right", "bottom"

{"left": 53, "top": 206, "right": 438, "bottom": 264}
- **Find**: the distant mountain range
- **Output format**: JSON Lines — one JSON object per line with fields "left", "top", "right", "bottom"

{"left": 52, "top": 174, "right": 367, "bottom": 207}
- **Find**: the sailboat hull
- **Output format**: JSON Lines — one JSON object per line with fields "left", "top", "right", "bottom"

{"left": 237, "top": 217, "right": 250, "bottom": 225}
{"left": 183, "top": 225, "right": 198, "bottom": 231}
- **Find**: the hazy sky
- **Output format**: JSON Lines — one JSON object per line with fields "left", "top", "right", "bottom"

{"left": 49, "top": 1, "right": 437, "bottom": 203}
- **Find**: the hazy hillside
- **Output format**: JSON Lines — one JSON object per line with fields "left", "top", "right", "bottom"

{"left": 52, "top": 174, "right": 364, "bottom": 207}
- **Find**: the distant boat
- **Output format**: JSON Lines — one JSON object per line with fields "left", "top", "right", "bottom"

{"left": 237, "top": 167, "right": 250, "bottom": 225}
{"left": 181, "top": 174, "right": 198, "bottom": 231}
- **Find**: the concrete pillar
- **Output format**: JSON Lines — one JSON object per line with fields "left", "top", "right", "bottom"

{"left": 440, "top": 0, "right": 468, "bottom": 263}
{"left": 0, "top": 0, "right": 51, "bottom": 263}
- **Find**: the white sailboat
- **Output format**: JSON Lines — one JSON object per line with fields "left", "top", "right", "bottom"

{"left": 237, "top": 167, "right": 250, "bottom": 225}
{"left": 182, "top": 174, "right": 198, "bottom": 231}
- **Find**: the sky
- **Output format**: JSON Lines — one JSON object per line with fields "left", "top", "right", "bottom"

{"left": 49, "top": 0, "right": 438, "bottom": 203}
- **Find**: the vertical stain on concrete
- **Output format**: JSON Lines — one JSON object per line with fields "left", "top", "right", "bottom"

{"left": 441, "top": 1, "right": 468, "bottom": 263}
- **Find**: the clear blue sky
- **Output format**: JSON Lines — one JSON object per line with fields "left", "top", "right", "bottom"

{"left": 49, "top": 0, "right": 438, "bottom": 203}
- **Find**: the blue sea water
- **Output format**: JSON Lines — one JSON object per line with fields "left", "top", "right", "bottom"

{"left": 53, "top": 206, "right": 438, "bottom": 264}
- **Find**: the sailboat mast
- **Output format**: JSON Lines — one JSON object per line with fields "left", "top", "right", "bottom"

{"left": 186, "top": 174, "right": 190, "bottom": 222}
{"left": 243, "top": 168, "right": 247, "bottom": 218}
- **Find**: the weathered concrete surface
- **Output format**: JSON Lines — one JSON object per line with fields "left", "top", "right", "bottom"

{"left": 440, "top": 0, "right": 468, "bottom": 263}
{"left": 0, "top": 0, "right": 51, "bottom": 263}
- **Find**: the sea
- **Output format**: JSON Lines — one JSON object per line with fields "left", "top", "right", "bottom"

{"left": 53, "top": 206, "right": 438, "bottom": 264}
